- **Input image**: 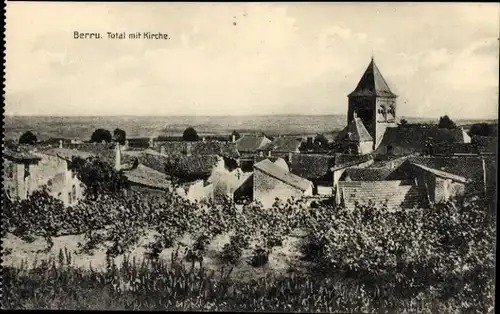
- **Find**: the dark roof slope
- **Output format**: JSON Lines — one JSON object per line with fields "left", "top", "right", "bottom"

{"left": 290, "top": 154, "right": 335, "bottom": 180}
{"left": 348, "top": 58, "right": 397, "bottom": 98}
{"left": 336, "top": 118, "right": 373, "bottom": 142}
{"left": 254, "top": 159, "right": 312, "bottom": 191}
{"left": 375, "top": 126, "right": 468, "bottom": 155}
{"left": 156, "top": 141, "right": 239, "bottom": 159}
{"left": 342, "top": 167, "right": 394, "bottom": 181}
{"left": 123, "top": 164, "right": 171, "bottom": 190}
{"left": 3, "top": 147, "right": 42, "bottom": 162}
{"left": 236, "top": 135, "right": 272, "bottom": 153}
{"left": 262, "top": 136, "right": 304, "bottom": 153}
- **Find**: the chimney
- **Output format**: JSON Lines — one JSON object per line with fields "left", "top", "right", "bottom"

{"left": 115, "top": 143, "right": 121, "bottom": 171}
{"left": 353, "top": 110, "right": 357, "bottom": 120}
{"left": 202, "top": 137, "right": 206, "bottom": 142}
{"left": 267, "top": 150, "right": 272, "bottom": 157}
{"left": 59, "top": 140, "right": 63, "bottom": 148}
{"left": 149, "top": 137, "right": 154, "bottom": 148}
{"left": 232, "top": 134, "right": 236, "bottom": 143}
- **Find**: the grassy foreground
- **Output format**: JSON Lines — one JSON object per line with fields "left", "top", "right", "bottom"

{"left": 2, "top": 253, "right": 472, "bottom": 313}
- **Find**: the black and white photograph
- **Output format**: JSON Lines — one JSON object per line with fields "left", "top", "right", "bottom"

{"left": 2, "top": 2, "right": 498, "bottom": 312}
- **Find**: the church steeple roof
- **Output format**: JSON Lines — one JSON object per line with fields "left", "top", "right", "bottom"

{"left": 348, "top": 58, "right": 397, "bottom": 98}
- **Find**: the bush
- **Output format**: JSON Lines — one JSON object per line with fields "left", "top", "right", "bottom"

{"left": 248, "top": 247, "right": 269, "bottom": 267}
{"left": 182, "top": 127, "right": 199, "bottom": 142}
{"left": 113, "top": 128, "right": 127, "bottom": 145}
{"left": 90, "top": 129, "right": 112, "bottom": 143}
{"left": 19, "top": 131, "right": 37, "bottom": 145}
{"left": 438, "top": 115, "right": 457, "bottom": 129}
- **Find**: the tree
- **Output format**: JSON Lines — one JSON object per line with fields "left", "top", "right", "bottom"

{"left": 231, "top": 130, "right": 241, "bottom": 141}
{"left": 398, "top": 119, "right": 409, "bottom": 127}
{"left": 69, "top": 156, "right": 129, "bottom": 198}
{"left": 113, "top": 128, "right": 127, "bottom": 145}
{"left": 19, "top": 131, "right": 37, "bottom": 145}
{"left": 314, "top": 133, "right": 329, "bottom": 148}
{"left": 469, "top": 123, "right": 497, "bottom": 137}
{"left": 182, "top": 127, "right": 199, "bottom": 142}
{"left": 438, "top": 115, "right": 457, "bottom": 129}
{"left": 90, "top": 129, "right": 112, "bottom": 143}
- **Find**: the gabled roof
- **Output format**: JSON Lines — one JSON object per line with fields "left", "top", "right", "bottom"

{"left": 410, "top": 163, "right": 467, "bottom": 183}
{"left": 262, "top": 136, "right": 304, "bottom": 153}
{"left": 236, "top": 135, "right": 272, "bottom": 153}
{"left": 375, "top": 126, "right": 469, "bottom": 155}
{"left": 254, "top": 159, "right": 312, "bottom": 191}
{"left": 156, "top": 141, "right": 240, "bottom": 159}
{"left": 336, "top": 118, "right": 373, "bottom": 142}
{"left": 290, "top": 154, "right": 335, "bottom": 180}
{"left": 123, "top": 164, "right": 171, "bottom": 190}
{"left": 42, "top": 148, "right": 95, "bottom": 161}
{"left": 348, "top": 58, "right": 397, "bottom": 98}
{"left": 342, "top": 167, "right": 394, "bottom": 181}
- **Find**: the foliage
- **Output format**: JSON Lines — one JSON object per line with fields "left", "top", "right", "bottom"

{"left": 438, "top": 115, "right": 457, "bottom": 129}
{"left": 90, "top": 128, "right": 112, "bottom": 143}
{"left": 182, "top": 127, "right": 199, "bottom": 142}
{"left": 398, "top": 118, "right": 409, "bottom": 126}
{"left": 19, "top": 131, "right": 38, "bottom": 145}
{"left": 468, "top": 123, "right": 498, "bottom": 137}
{"left": 3, "top": 182, "right": 495, "bottom": 313}
{"left": 113, "top": 128, "right": 127, "bottom": 145}
{"left": 69, "top": 156, "right": 129, "bottom": 198}
{"left": 231, "top": 130, "right": 241, "bottom": 141}
{"left": 313, "top": 133, "right": 329, "bottom": 148}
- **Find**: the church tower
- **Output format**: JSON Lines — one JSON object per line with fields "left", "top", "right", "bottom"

{"left": 347, "top": 57, "right": 398, "bottom": 148}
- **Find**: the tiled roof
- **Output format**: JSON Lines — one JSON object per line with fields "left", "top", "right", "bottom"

{"left": 389, "top": 156, "right": 496, "bottom": 194}
{"left": 65, "top": 143, "right": 116, "bottom": 164}
{"left": 375, "top": 126, "right": 468, "bottom": 155}
{"left": 138, "top": 151, "right": 221, "bottom": 180}
{"left": 348, "top": 58, "right": 397, "bottom": 98}
{"left": 331, "top": 153, "right": 375, "bottom": 171}
{"left": 411, "top": 163, "right": 467, "bottom": 183}
{"left": 156, "top": 141, "right": 239, "bottom": 159}
{"left": 339, "top": 180, "right": 428, "bottom": 210}
{"left": 236, "top": 135, "right": 272, "bottom": 153}
{"left": 262, "top": 136, "right": 304, "bottom": 153}
{"left": 336, "top": 118, "right": 373, "bottom": 142}
{"left": 290, "top": 154, "right": 335, "bottom": 180}
{"left": 432, "top": 143, "right": 477, "bottom": 155}
{"left": 254, "top": 159, "right": 312, "bottom": 191}
{"left": 42, "top": 148, "right": 96, "bottom": 161}
{"left": 342, "top": 167, "right": 394, "bottom": 181}
{"left": 123, "top": 164, "right": 171, "bottom": 190}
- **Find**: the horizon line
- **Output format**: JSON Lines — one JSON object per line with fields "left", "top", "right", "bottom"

{"left": 4, "top": 113, "right": 497, "bottom": 121}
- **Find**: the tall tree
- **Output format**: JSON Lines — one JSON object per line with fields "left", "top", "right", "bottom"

{"left": 438, "top": 115, "right": 457, "bottom": 129}
{"left": 182, "top": 127, "right": 199, "bottom": 142}
{"left": 314, "top": 133, "right": 329, "bottom": 148}
{"left": 90, "top": 129, "right": 112, "bottom": 143}
{"left": 19, "top": 131, "right": 37, "bottom": 145}
{"left": 113, "top": 128, "right": 127, "bottom": 145}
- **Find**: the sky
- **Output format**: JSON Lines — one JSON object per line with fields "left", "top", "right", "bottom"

{"left": 5, "top": 2, "right": 499, "bottom": 119}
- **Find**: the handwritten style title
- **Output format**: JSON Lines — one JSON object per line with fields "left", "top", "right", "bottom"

{"left": 74, "top": 31, "right": 170, "bottom": 40}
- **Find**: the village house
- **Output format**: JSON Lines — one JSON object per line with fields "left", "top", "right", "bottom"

{"left": 3, "top": 146, "right": 92, "bottom": 206}
{"left": 253, "top": 158, "right": 313, "bottom": 208}
{"left": 289, "top": 154, "right": 336, "bottom": 196}
{"left": 260, "top": 136, "right": 304, "bottom": 159}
